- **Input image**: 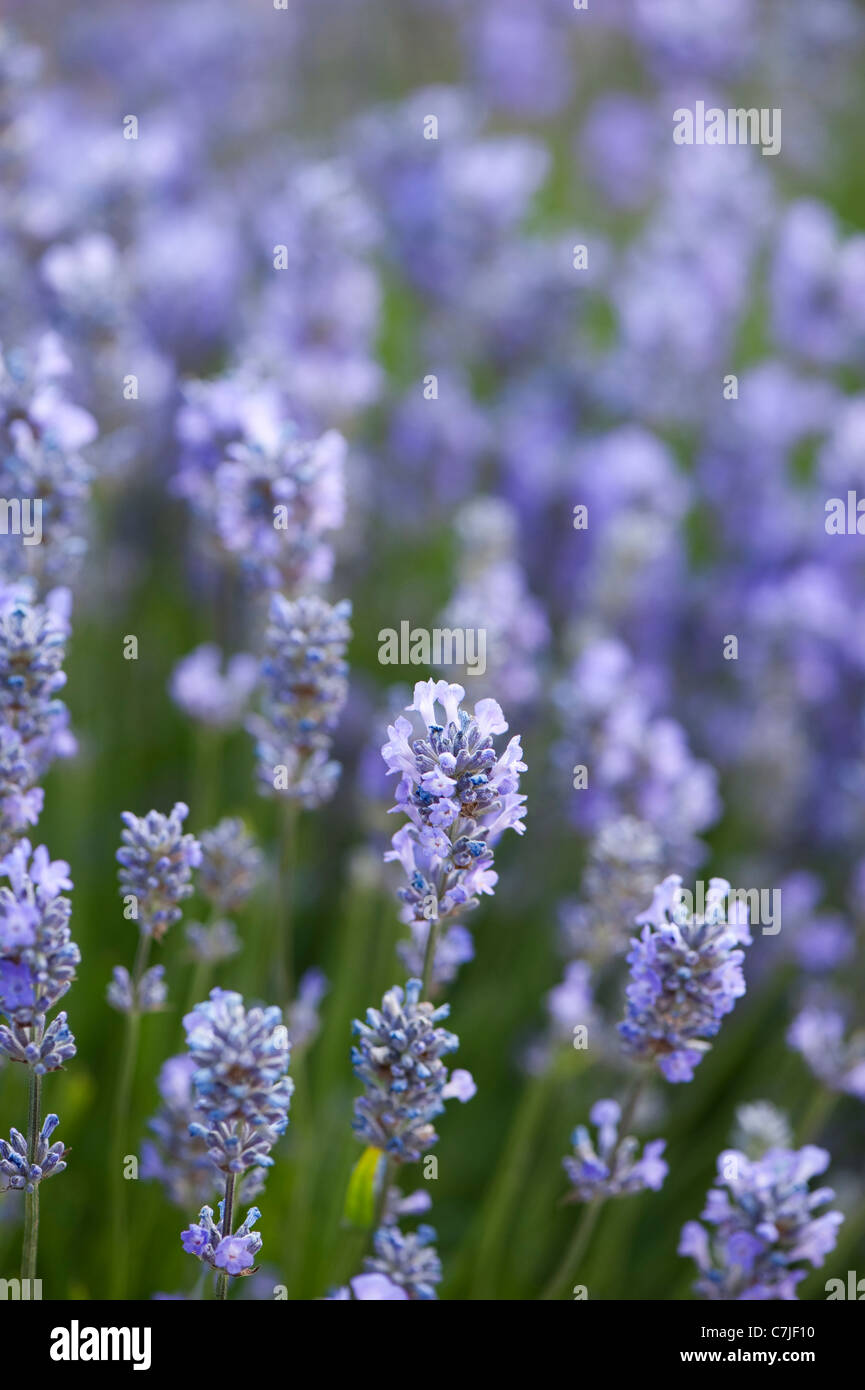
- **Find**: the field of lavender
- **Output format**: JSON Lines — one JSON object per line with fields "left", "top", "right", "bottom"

{"left": 2, "top": 0, "right": 865, "bottom": 1307}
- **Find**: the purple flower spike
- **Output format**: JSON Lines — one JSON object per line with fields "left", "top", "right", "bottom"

{"left": 680, "top": 1146, "right": 844, "bottom": 1300}
{"left": 619, "top": 876, "right": 751, "bottom": 1082}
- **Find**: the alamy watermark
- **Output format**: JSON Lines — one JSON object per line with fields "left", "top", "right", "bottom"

{"left": 0, "top": 1276, "right": 42, "bottom": 1299}
{"left": 673, "top": 102, "right": 782, "bottom": 157}
{"left": 378, "top": 621, "right": 487, "bottom": 676}
{"left": 0, "top": 497, "right": 42, "bottom": 545}
{"left": 49, "top": 1321, "right": 151, "bottom": 1370}
{"left": 675, "top": 882, "right": 781, "bottom": 936}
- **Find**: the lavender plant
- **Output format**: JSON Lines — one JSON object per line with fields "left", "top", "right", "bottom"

{"left": 249, "top": 593, "right": 352, "bottom": 811}
{"left": 109, "top": 801, "right": 201, "bottom": 1297}
{"left": 618, "top": 875, "right": 752, "bottom": 1083}
{"left": 184, "top": 818, "right": 262, "bottom": 1006}
{"left": 0, "top": 566, "right": 78, "bottom": 1284}
{"left": 0, "top": 840, "right": 78, "bottom": 1280}
{"left": 179, "top": 989, "right": 293, "bottom": 1298}
{"left": 543, "top": 875, "right": 751, "bottom": 1298}
{"left": 248, "top": 592, "right": 351, "bottom": 999}
{"left": 679, "top": 1146, "right": 844, "bottom": 1300}
{"left": 382, "top": 678, "right": 526, "bottom": 993}
{"left": 6, "top": 0, "right": 865, "bottom": 1313}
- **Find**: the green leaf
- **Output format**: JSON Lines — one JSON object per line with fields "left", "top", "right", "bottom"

{"left": 343, "top": 1146, "right": 385, "bottom": 1229}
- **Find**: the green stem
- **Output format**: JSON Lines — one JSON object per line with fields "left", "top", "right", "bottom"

{"left": 284, "top": 1047, "right": 313, "bottom": 1294}
{"left": 109, "top": 931, "right": 151, "bottom": 1298}
{"left": 21, "top": 1062, "right": 42, "bottom": 1283}
{"left": 539, "top": 1073, "right": 647, "bottom": 1301}
{"left": 187, "top": 957, "right": 212, "bottom": 1016}
{"left": 371, "top": 1156, "right": 392, "bottom": 1235}
{"left": 216, "top": 1172, "right": 237, "bottom": 1301}
{"left": 193, "top": 725, "right": 222, "bottom": 830}
{"left": 275, "top": 803, "right": 298, "bottom": 1005}
{"left": 797, "top": 1085, "right": 839, "bottom": 1145}
{"left": 540, "top": 1194, "right": 604, "bottom": 1301}
{"left": 421, "top": 918, "right": 439, "bottom": 998}
{"left": 467, "top": 1061, "right": 567, "bottom": 1297}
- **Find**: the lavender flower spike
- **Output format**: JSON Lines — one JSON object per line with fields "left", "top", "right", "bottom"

{"left": 619, "top": 876, "right": 751, "bottom": 1082}
{"left": 181, "top": 1203, "right": 263, "bottom": 1276}
{"left": 363, "top": 1222, "right": 442, "bottom": 1300}
{"left": 0, "top": 1114, "right": 67, "bottom": 1192}
{"left": 248, "top": 593, "right": 352, "bottom": 809}
{"left": 106, "top": 963, "right": 167, "bottom": 1015}
{"left": 382, "top": 678, "right": 526, "bottom": 986}
{"left": 116, "top": 801, "right": 201, "bottom": 940}
{"left": 182, "top": 989, "right": 293, "bottom": 1174}
{"left": 0, "top": 1009, "right": 76, "bottom": 1074}
{"left": 0, "top": 839, "right": 78, "bottom": 1025}
{"left": 351, "top": 978, "right": 473, "bottom": 1163}
{"left": 787, "top": 1005, "right": 865, "bottom": 1100}
{"left": 180, "top": 990, "right": 291, "bottom": 1293}
{"left": 563, "top": 1099, "right": 668, "bottom": 1202}
{"left": 198, "top": 817, "right": 262, "bottom": 915}
{"left": 679, "top": 1146, "right": 844, "bottom": 1300}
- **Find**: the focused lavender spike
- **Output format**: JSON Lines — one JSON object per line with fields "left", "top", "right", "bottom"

{"left": 197, "top": 817, "right": 262, "bottom": 914}
{"left": 248, "top": 593, "right": 352, "bottom": 808}
{"left": 0, "top": 1009, "right": 75, "bottom": 1073}
{"left": 679, "top": 1146, "right": 844, "bottom": 1300}
{"left": 563, "top": 1099, "right": 668, "bottom": 1203}
{"left": 382, "top": 678, "right": 526, "bottom": 983}
{"left": 0, "top": 839, "right": 78, "bottom": 1023}
{"left": 182, "top": 989, "right": 293, "bottom": 1173}
{"left": 363, "top": 1222, "right": 442, "bottom": 1300}
{"left": 116, "top": 801, "right": 201, "bottom": 940}
{"left": 0, "top": 334, "right": 96, "bottom": 585}
{"left": 351, "top": 978, "right": 473, "bottom": 1162}
{"left": 180, "top": 991, "right": 292, "bottom": 1281}
{"left": 0, "top": 1113, "right": 67, "bottom": 1192}
{"left": 0, "top": 579, "right": 74, "bottom": 764}
{"left": 180, "top": 1203, "right": 262, "bottom": 1275}
{"left": 618, "top": 875, "right": 751, "bottom": 1082}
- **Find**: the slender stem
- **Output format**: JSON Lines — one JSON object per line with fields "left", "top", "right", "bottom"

{"left": 193, "top": 725, "right": 222, "bottom": 830}
{"left": 354, "top": 1154, "right": 393, "bottom": 1277}
{"left": 109, "top": 931, "right": 151, "bottom": 1298}
{"left": 370, "top": 1156, "right": 392, "bottom": 1238}
{"left": 187, "top": 957, "right": 212, "bottom": 1016}
{"left": 21, "top": 1061, "right": 42, "bottom": 1283}
{"left": 797, "top": 1085, "right": 839, "bottom": 1145}
{"left": 540, "top": 1194, "right": 604, "bottom": 1300}
{"left": 130, "top": 929, "right": 152, "bottom": 990}
{"left": 421, "top": 918, "right": 440, "bottom": 998}
{"left": 284, "top": 1048, "right": 313, "bottom": 1294}
{"left": 468, "top": 1062, "right": 566, "bottom": 1297}
{"left": 540, "top": 1073, "right": 648, "bottom": 1300}
{"left": 275, "top": 802, "right": 298, "bottom": 1005}
{"left": 186, "top": 901, "right": 219, "bottom": 1014}
{"left": 216, "top": 1172, "right": 237, "bottom": 1301}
